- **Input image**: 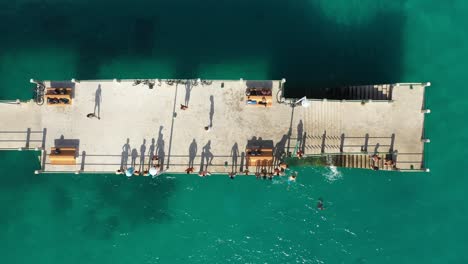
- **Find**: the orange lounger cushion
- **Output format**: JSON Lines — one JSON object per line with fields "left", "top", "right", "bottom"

{"left": 50, "top": 147, "right": 76, "bottom": 165}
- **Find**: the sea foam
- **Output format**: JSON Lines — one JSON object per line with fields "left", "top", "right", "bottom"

{"left": 324, "top": 166, "right": 342, "bottom": 182}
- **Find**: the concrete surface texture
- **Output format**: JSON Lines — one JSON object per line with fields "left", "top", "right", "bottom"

{"left": 0, "top": 79, "right": 428, "bottom": 173}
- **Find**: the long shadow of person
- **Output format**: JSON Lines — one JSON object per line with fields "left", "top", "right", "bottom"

{"left": 297, "top": 119, "right": 303, "bottom": 150}
{"left": 148, "top": 138, "right": 155, "bottom": 166}
{"left": 185, "top": 82, "right": 193, "bottom": 106}
{"left": 231, "top": 142, "right": 239, "bottom": 173}
{"left": 94, "top": 84, "right": 102, "bottom": 119}
{"left": 139, "top": 139, "right": 146, "bottom": 171}
{"left": 121, "top": 138, "right": 130, "bottom": 170}
{"left": 273, "top": 134, "right": 288, "bottom": 165}
{"left": 188, "top": 139, "right": 197, "bottom": 168}
{"left": 209, "top": 95, "right": 214, "bottom": 128}
{"left": 203, "top": 140, "right": 214, "bottom": 169}
{"left": 131, "top": 148, "right": 138, "bottom": 168}
{"left": 374, "top": 143, "right": 380, "bottom": 155}
{"left": 156, "top": 126, "right": 165, "bottom": 168}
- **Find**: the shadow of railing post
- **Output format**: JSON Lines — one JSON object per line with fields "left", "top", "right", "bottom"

{"left": 389, "top": 133, "right": 395, "bottom": 153}
{"left": 340, "top": 133, "right": 345, "bottom": 153}
{"left": 25, "top": 128, "right": 31, "bottom": 148}
{"left": 321, "top": 130, "right": 326, "bottom": 154}
{"left": 80, "top": 151, "right": 86, "bottom": 171}
{"left": 363, "top": 133, "right": 369, "bottom": 153}
{"left": 302, "top": 132, "right": 307, "bottom": 153}
{"left": 166, "top": 84, "right": 178, "bottom": 169}
{"left": 41, "top": 128, "right": 47, "bottom": 149}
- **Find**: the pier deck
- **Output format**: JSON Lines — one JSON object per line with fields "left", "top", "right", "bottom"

{"left": 0, "top": 79, "right": 428, "bottom": 173}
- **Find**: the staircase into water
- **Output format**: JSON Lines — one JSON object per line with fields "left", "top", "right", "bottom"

{"left": 330, "top": 153, "right": 394, "bottom": 170}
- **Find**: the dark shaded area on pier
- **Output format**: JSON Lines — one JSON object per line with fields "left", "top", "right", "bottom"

{"left": 54, "top": 135, "right": 80, "bottom": 157}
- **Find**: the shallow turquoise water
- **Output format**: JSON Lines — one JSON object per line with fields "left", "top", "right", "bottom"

{"left": 1, "top": 0, "right": 467, "bottom": 263}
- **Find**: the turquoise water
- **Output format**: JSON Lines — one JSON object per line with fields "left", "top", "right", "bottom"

{"left": 1, "top": 0, "right": 467, "bottom": 263}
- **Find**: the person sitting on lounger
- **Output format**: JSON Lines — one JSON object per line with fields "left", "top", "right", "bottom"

{"left": 258, "top": 97, "right": 268, "bottom": 107}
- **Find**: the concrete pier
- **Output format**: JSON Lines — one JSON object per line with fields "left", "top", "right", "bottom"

{"left": 0, "top": 79, "right": 428, "bottom": 173}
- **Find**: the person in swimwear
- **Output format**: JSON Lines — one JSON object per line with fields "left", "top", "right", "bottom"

{"left": 288, "top": 174, "right": 297, "bottom": 182}
{"left": 371, "top": 154, "right": 381, "bottom": 163}
{"left": 317, "top": 198, "right": 325, "bottom": 210}
{"left": 274, "top": 168, "right": 280, "bottom": 176}
{"left": 279, "top": 163, "right": 288, "bottom": 170}
{"left": 185, "top": 167, "right": 194, "bottom": 174}
{"left": 296, "top": 150, "right": 303, "bottom": 159}
{"left": 267, "top": 173, "right": 273, "bottom": 180}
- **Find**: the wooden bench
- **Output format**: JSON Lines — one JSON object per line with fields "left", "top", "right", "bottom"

{"left": 246, "top": 95, "right": 273, "bottom": 107}
{"left": 248, "top": 157, "right": 273, "bottom": 167}
{"left": 246, "top": 148, "right": 274, "bottom": 167}
{"left": 46, "top": 88, "right": 73, "bottom": 105}
{"left": 50, "top": 147, "right": 76, "bottom": 165}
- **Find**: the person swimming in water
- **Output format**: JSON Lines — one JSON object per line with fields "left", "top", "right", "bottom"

{"left": 274, "top": 167, "right": 280, "bottom": 176}
{"left": 267, "top": 173, "right": 273, "bottom": 180}
{"left": 255, "top": 172, "right": 260, "bottom": 179}
{"left": 198, "top": 171, "right": 211, "bottom": 177}
{"left": 288, "top": 174, "right": 297, "bottom": 182}
{"left": 317, "top": 198, "right": 325, "bottom": 210}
